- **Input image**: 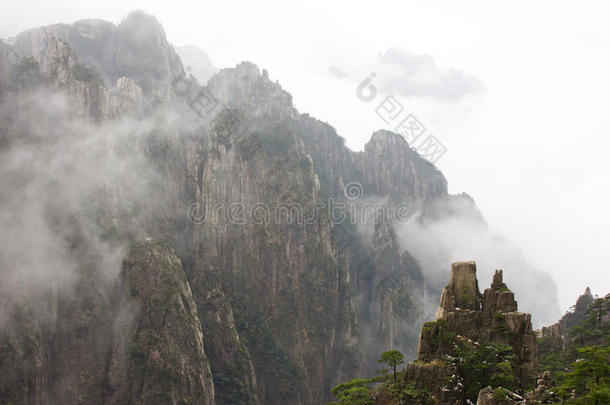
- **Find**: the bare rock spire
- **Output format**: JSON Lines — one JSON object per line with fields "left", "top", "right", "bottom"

{"left": 435, "top": 261, "right": 480, "bottom": 319}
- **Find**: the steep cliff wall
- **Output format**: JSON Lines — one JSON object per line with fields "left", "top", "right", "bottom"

{"left": 0, "top": 12, "right": 505, "bottom": 405}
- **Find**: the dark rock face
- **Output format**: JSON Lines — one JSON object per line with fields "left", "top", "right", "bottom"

{"left": 0, "top": 240, "right": 215, "bottom": 405}
{"left": 359, "top": 221, "right": 427, "bottom": 375}
{"left": 111, "top": 241, "right": 215, "bottom": 404}
{"left": 559, "top": 287, "right": 593, "bottom": 333}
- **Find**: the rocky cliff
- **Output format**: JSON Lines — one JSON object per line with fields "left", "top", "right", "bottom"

{"left": 0, "top": 11, "right": 551, "bottom": 405}
{"left": 421, "top": 263, "right": 537, "bottom": 382}
{"left": 0, "top": 239, "right": 215, "bottom": 404}
{"left": 404, "top": 262, "right": 537, "bottom": 403}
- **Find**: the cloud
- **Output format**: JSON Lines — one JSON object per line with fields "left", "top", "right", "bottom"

{"left": 175, "top": 44, "right": 218, "bottom": 85}
{"left": 0, "top": 86, "right": 186, "bottom": 326}
{"left": 327, "top": 65, "right": 348, "bottom": 79}
{"left": 396, "top": 206, "right": 561, "bottom": 328}
{"left": 374, "top": 47, "right": 483, "bottom": 100}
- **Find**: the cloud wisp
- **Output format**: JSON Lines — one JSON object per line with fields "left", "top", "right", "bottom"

{"left": 376, "top": 47, "right": 484, "bottom": 101}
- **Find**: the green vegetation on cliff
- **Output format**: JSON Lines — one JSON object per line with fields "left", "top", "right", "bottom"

{"left": 453, "top": 341, "right": 518, "bottom": 398}
{"left": 329, "top": 351, "right": 411, "bottom": 405}
{"left": 538, "top": 293, "right": 610, "bottom": 404}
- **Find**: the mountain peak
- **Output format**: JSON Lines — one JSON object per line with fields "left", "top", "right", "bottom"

{"left": 207, "top": 61, "right": 295, "bottom": 118}
{"left": 369, "top": 129, "right": 406, "bottom": 145}
{"left": 120, "top": 10, "right": 164, "bottom": 32}
{"left": 10, "top": 11, "right": 184, "bottom": 94}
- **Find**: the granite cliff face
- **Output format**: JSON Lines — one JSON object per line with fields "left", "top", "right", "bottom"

{"left": 420, "top": 263, "right": 537, "bottom": 383}
{"left": 12, "top": 11, "right": 183, "bottom": 96}
{"left": 533, "top": 287, "right": 595, "bottom": 354}
{"left": 0, "top": 239, "right": 216, "bottom": 405}
{"left": 112, "top": 241, "right": 216, "bottom": 404}
{"left": 0, "top": 11, "right": 552, "bottom": 405}
{"left": 403, "top": 262, "right": 537, "bottom": 404}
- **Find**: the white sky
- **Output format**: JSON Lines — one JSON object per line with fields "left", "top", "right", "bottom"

{"left": 2, "top": 0, "right": 609, "bottom": 312}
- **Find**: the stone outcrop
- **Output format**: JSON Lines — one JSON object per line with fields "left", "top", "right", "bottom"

{"left": 559, "top": 287, "right": 593, "bottom": 332}
{"left": 435, "top": 261, "right": 481, "bottom": 319}
{"left": 207, "top": 61, "right": 295, "bottom": 120}
{"left": 413, "top": 262, "right": 537, "bottom": 404}
{"left": 484, "top": 270, "right": 518, "bottom": 314}
{"left": 524, "top": 371, "right": 558, "bottom": 403}
{"left": 420, "top": 264, "right": 537, "bottom": 384}
{"left": 537, "top": 323, "right": 562, "bottom": 341}
{"left": 477, "top": 386, "right": 524, "bottom": 404}
{"left": 536, "top": 322, "right": 564, "bottom": 352}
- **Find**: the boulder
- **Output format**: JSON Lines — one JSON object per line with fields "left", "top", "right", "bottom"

{"left": 525, "top": 370, "right": 558, "bottom": 403}
{"left": 477, "top": 386, "right": 525, "bottom": 404}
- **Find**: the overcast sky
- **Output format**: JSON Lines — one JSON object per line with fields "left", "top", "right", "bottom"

{"left": 2, "top": 0, "right": 609, "bottom": 312}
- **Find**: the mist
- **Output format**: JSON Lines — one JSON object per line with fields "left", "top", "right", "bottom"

{"left": 396, "top": 209, "right": 561, "bottom": 328}
{"left": 0, "top": 85, "right": 187, "bottom": 327}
